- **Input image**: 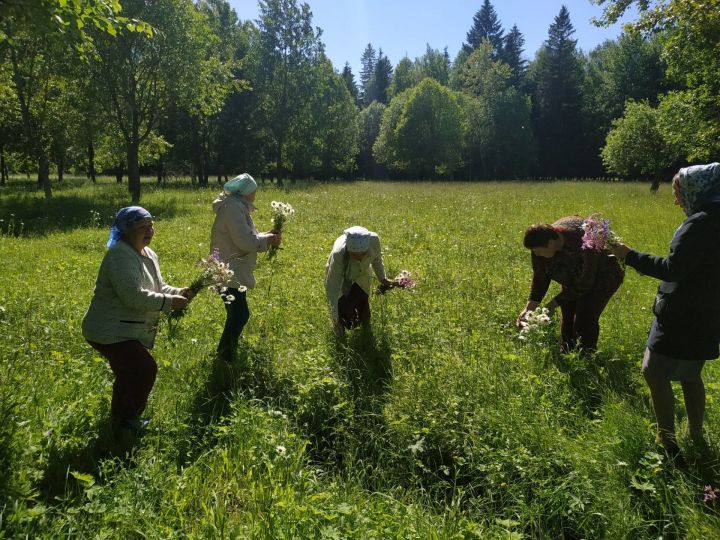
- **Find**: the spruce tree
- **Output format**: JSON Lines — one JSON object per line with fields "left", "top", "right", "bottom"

{"left": 502, "top": 24, "right": 526, "bottom": 87}
{"left": 462, "top": 0, "right": 504, "bottom": 58}
{"left": 341, "top": 62, "right": 359, "bottom": 105}
{"left": 360, "top": 43, "right": 377, "bottom": 105}
{"left": 373, "top": 49, "right": 393, "bottom": 104}
{"left": 530, "top": 5, "right": 585, "bottom": 178}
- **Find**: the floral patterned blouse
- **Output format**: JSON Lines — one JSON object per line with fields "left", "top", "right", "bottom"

{"left": 528, "top": 215, "right": 624, "bottom": 304}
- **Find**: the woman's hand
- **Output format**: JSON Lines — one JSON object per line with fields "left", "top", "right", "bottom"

{"left": 608, "top": 242, "right": 631, "bottom": 260}
{"left": 267, "top": 232, "right": 282, "bottom": 247}
{"left": 180, "top": 287, "right": 196, "bottom": 301}
{"left": 545, "top": 298, "right": 558, "bottom": 317}
{"left": 516, "top": 300, "right": 539, "bottom": 328}
{"left": 170, "top": 295, "right": 189, "bottom": 311}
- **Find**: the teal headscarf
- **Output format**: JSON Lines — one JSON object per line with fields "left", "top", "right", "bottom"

{"left": 223, "top": 173, "right": 257, "bottom": 196}
{"left": 677, "top": 163, "right": 720, "bottom": 215}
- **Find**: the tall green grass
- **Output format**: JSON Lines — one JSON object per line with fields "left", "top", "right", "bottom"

{"left": 1, "top": 178, "right": 719, "bottom": 538}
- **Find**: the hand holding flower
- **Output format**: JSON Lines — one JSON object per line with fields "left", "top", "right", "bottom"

{"left": 170, "top": 295, "right": 189, "bottom": 311}
{"left": 608, "top": 242, "right": 631, "bottom": 260}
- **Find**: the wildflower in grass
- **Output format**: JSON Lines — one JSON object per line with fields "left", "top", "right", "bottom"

{"left": 268, "top": 200, "right": 294, "bottom": 259}
{"left": 518, "top": 307, "right": 552, "bottom": 342}
{"left": 276, "top": 445, "right": 287, "bottom": 456}
{"left": 377, "top": 269, "right": 417, "bottom": 294}
{"left": 581, "top": 213, "right": 621, "bottom": 251}
{"left": 169, "top": 249, "right": 235, "bottom": 326}
{"left": 704, "top": 485, "right": 720, "bottom": 502}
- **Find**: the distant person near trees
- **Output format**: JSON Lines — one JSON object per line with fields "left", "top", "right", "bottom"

{"left": 325, "top": 226, "right": 393, "bottom": 336}
{"left": 517, "top": 216, "right": 624, "bottom": 354}
{"left": 210, "top": 173, "right": 281, "bottom": 362}
{"left": 610, "top": 163, "right": 720, "bottom": 458}
{"left": 82, "top": 207, "right": 194, "bottom": 437}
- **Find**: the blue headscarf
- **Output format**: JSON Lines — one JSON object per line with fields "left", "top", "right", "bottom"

{"left": 107, "top": 206, "right": 153, "bottom": 248}
{"left": 223, "top": 173, "right": 257, "bottom": 196}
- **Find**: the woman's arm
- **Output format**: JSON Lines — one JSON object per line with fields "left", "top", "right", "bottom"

{"left": 621, "top": 216, "right": 710, "bottom": 282}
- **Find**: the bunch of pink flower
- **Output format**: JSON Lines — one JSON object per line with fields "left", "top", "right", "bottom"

{"left": 581, "top": 213, "right": 621, "bottom": 251}
{"left": 704, "top": 485, "right": 720, "bottom": 503}
{"left": 377, "top": 270, "right": 417, "bottom": 294}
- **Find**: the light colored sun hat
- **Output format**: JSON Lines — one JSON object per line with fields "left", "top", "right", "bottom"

{"left": 223, "top": 173, "right": 257, "bottom": 196}
{"left": 344, "top": 226, "right": 371, "bottom": 253}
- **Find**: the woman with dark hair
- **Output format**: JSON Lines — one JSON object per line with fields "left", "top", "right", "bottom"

{"left": 610, "top": 163, "right": 720, "bottom": 456}
{"left": 517, "top": 216, "right": 624, "bottom": 354}
{"left": 82, "top": 206, "right": 193, "bottom": 435}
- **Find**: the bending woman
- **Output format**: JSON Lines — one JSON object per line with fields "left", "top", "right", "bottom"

{"left": 517, "top": 215, "right": 624, "bottom": 354}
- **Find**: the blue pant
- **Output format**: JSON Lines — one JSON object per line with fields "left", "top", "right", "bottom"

{"left": 217, "top": 288, "right": 249, "bottom": 361}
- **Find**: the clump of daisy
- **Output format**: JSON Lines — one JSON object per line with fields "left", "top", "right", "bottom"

{"left": 518, "top": 307, "right": 552, "bottom": 342}
{"left": 581, "top": 213, "right": 622, "bottom": 251}
{"left": 268, "top": 201, "right": 295, "bottom": 259}
{"left": 377, "top": 270, "right": 417, "bottom": 294}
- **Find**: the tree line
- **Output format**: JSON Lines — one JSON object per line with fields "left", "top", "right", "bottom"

{"left": 0, "top": 0, "right": 718, "bottom": 202}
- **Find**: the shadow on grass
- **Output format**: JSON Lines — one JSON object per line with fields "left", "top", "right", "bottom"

{"left": 177, "top": 344, "right": 293, "bottom": 467}
{"left": 36, "top": 417, "right": 141, "bottom": 505}
{"left": 546, "top": 348, "right": 644, "bottom": 415}
{"left": 0, "top": 191, "right": 181, "bottom": 236}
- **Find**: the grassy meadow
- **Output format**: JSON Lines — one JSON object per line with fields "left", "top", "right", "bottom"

{"left": 1, "top": 177, "right": 720, "bottom": 538}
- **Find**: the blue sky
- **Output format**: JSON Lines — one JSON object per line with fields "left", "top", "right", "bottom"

{"left": 232, "top": 0, "right": 637, "bottom": 76}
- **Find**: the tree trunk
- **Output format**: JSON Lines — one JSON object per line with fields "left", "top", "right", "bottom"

{"left": 0, "top": 143, "right": 6, "bottom": 186}
{"left": 275, "top": 138, "right": 284, "bottom": 186}
{"left": 127, "top": 139, "right": 141, "bottom": 204}
{"left": 38, "top": 153, "right": 52, "bottom": 199}
{"left": 115, "top": 162, "right": 124, "bottom": 183}
{"left": 157, "top": 156, "right": 163, "bottom": 184}
{"left": 57, "top": 156, "right": 64, "bottom": 183}
{"left": 87, "top": 141, "right": 96, "bottom": 183}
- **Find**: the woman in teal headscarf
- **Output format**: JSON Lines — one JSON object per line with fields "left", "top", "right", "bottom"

{"left": 210, "top": 174, "right": 281, "bottom": 362}
{"left": 610, "top": 163, "right": 720, "bottom": 458}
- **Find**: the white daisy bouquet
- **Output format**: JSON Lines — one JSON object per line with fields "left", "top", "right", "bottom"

{"left": 518, "top": 307, "right": 552, "bottom": 342}
{"left": 171, "top": 249, "right": 235, "bottom": 322}
{"left": 268, "top": 201, "right": 295, "bottom": 259}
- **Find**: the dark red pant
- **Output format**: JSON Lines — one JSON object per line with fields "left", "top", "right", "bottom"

{"left": 338, "top": 283, "right": 370, "bottom": 329}
{"left": 88, "top": 340, "right": 157, "bottom": 422}
{"left": 559, "top": 284, "right": 621, "bottom": 354}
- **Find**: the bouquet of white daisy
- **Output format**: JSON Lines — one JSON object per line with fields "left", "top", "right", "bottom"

{"left": 268, "top": 201, "right": 294, "bottom": 259}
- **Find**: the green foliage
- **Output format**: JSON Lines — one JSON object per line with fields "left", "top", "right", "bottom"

{"left": 457, "top": 43, "right": 535, "bottom": 179}
{"left": 374, "top": 79, "right": 463, "bottom": 178}
{"left": 462, "top": 0, "right": 505, "bottom": 57}
{"left": 2, "top": 179, "right": 720, "bottom": 537}
{"left": 602, "top": 100, "right": 678, "bottom": 178}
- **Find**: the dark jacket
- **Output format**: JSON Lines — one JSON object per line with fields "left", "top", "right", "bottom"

{"left": 529, "top": 216, "right": 624, "bottom": 304}
{"left": 625, "top": 200, "right": 720, "bottom": 360}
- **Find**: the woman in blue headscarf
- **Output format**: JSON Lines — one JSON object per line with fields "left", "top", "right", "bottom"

{"left": 210, "top": 174, "right": 281, "bottom": 362}
{"left": 82, "top": 206, "right": 193, "bottom": 435}
{"left": 611, "top": 163, "right": 720, "bottom": 458}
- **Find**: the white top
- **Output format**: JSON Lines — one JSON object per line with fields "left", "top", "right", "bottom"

{"left": 210, "top": 193, "right": 272, "bottom": 289}
{"left": 324, "top": 232, "right": 386, "bottom": 322}
{"left": 82, "top": 241, "right": 182, "bottom": 349}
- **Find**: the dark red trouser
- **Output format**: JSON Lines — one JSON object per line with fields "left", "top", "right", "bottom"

{"left": 338, "top": 283, "right": 370, "bottom": 329}
{"left": 88, "top": 340, "right": 158, "bottom": 423}
{"left": 559, "top": 283, "right": 621, "bottom": 354}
